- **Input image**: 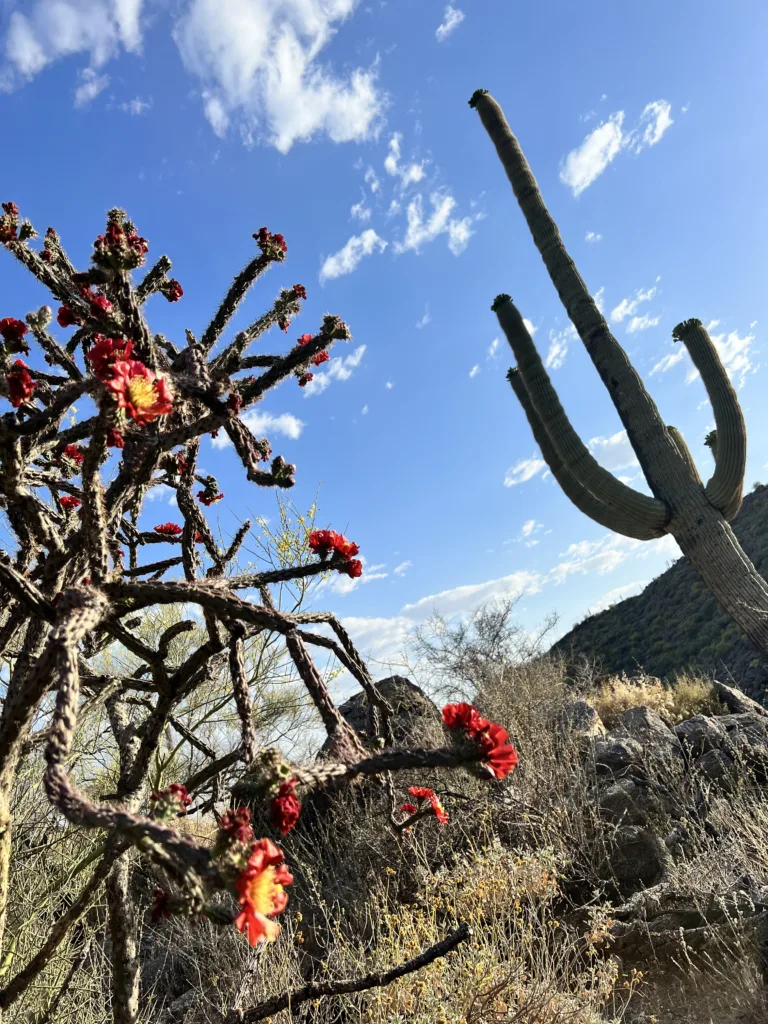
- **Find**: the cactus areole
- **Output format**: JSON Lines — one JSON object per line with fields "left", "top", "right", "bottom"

{"left": 471, "top": 90, "right": 768, "bottom": 659}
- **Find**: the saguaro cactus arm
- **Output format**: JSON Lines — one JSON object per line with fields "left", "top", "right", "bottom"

{"left": 469, "top": 90, "right": 683, "bottom": 495}
{"left": 496, "top": 295, "right": 668, "bottom": 533}
{"left": 673, "top": 318, "right": 746, "bottom": 520}
{"left": 666, "top": 426, "right": 703, "bottom": 487}
{"left": 508, "top": 369, "right": 664, "bottom": 540}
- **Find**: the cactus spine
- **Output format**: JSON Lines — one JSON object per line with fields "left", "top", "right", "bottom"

{"left": 471, "top": 89, "right": 768, "bottom": 658}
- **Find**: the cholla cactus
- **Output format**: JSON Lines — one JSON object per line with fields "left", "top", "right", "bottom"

{"left": 0, "top": 202, "right": 512, "bottom": 1021}
{"left": 469, "top": 90, "right": 768, "bottom": 658}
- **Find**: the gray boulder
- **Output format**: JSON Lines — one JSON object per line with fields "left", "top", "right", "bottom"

{"left": 559, "top": 698, "right": 606, "bottom": 742}
{"left": 614, "top": 706, "right": 683, "bottom": 765}
{"left": 605, "top": 826, "right": 671, "bottom": 895}
{"left": 675, "top": 714, "right": 728, "bottom": 758}
{"left": 598, "top": 779, "right": 657, "bottom": 826}
{"left": 593, "top": 736, "right": 645, "bottom": 777}
{"left": 713, "top": 680, "right": 768, "bottom": 718}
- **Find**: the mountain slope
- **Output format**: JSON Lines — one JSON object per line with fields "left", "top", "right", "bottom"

{"left": 552, "top": 484, "right": 768, "bottom": 702}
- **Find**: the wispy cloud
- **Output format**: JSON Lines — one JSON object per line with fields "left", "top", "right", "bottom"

{"left": 588, "top": 430, "right": 639, "bottom": 472}
{"left": 74, "top": 67, "right": 109, "bottom": 107}
{"left": 650, "top": 319, "right": 756, "bottom": 388}
{"left": 394, "top": 191, "right": 475, "bottom": 256}
{"left": 303, "top": 345, "right": 367, "bottom": 396}
{"left": 361, "top": 404, "right": 369, "bottom": 415}
{"left": 560, "top": 100, "right": 674, "bottom": 196}
{"left": 435, "top": 5, "right": 465, "bottom": 41}
{"left": 121, "top": 96, "right": 151, "bottom": 115}
{"left": 626, "top": 313, "right": 660, "bottom": 334}
{"left": 610, "top": 283, "right": 658, "bottom": 324}
{"left": 469, "top": 364, "right": 481, "bottom": 378}
{"left": 545, "top": 324, "right": 577, "bottom": 370}
{"left": 211, "top": 410, "right": 304, "bottom": 448}
{"left": 504, "top": 455, "right": 546, "bottom": 487}
{"left": 393, "top": 560, "right": 412, "bottom": 577}
{"left": 488, "top": 337, "right": 500, "bottom": 358}
{"left": 384, "top": 132, "right": 426, "bottom": 188}
{"left": 585, "top": 580, "right": 648, "bottom": 616}
{"left": 415, "top": 306, "right": 431, "bottom": 329}
{"left": 585, "top": 230, "right": 602, "bottom": 243}
{"left": 650, "top": 349, "right": 685, "bottom": 376}
{"left": 319, "top": 229, "right": 387, "bottom": 282}
{"left": 364, "top": 166, "right": 381, "bottom": 193}
{"left": 350, "top": 198, "right": 371, "bottom": 222}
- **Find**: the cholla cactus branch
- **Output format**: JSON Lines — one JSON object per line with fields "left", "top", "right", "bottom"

{"left": 229, "top": 923, "right": 471, "bottom": 1023}
{"left": 136, "top": 255, "right": 172, "bottom": 305}
{"left": 200, "top": 251, "right": 275, "bottom": 354}
{"left": 229, "top": 628, "right": 256, "bottom": 764}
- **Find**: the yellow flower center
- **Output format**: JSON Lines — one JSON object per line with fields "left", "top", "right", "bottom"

{"left": 127, "top": 376, "right": 156, "bottom": 409}
{"left": 246, "top": 865, "right": 282, "bottom": 917}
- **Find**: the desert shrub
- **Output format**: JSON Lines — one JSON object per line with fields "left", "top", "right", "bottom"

{"left": 592, "top": 672, "right": 724, "bottom": 728}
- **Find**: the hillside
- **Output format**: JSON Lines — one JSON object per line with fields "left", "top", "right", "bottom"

{"left": 552, "top": 483, "right": 768, "bottom": 702}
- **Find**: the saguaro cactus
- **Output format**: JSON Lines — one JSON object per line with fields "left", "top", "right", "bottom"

{"left": 469, "top": 89, "right": 768, "bottom": 657}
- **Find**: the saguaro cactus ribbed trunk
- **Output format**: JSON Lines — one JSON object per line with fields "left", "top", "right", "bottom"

{"left": 469, "top": 89, "right": 768, "bottom": 660}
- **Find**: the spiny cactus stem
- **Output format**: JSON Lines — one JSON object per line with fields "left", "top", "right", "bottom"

{"left": 673, "top": 319, "right": 746, "bottom": 520}
{"left": 496, "top": 296, "right": 668, "bottom": 531}
{"left": 508, "top": 371, "right": 665, "bottom": 541}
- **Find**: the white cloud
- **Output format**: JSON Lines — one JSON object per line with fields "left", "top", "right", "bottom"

{"left": 393, "top": 560, "right": 412, "bottom": 577}
{"left": 504, "top": 455, "right": 546, "bottom": 487}
{"left": 559, "top": 112, "right": 625, "bottom": 196}
{"left": 350, "top": 198, "right": 371, "bottom": 222}
{"left": 319, "top": 229, "right": 387, "bottom": 282}
{"left": 302, "top": 344, "right": 366, "bottom": 396}
{"left": 211, "top": 410, "right": 304, "bottom": 449}
{"left": 585, "top": 580, "right": 648, "bottom": 616}
{"left": 74, "top": 67, "right": 109, "bottom": 107}
{"left": 415, "top": 306, "right": 431, "bottom": 329}
{"left": 560, "top": 101, "right": 673, "bottom": 196}
{"left": 469, "top": 364, "right": 481, "bottom": 378}
{"left": 364, "top": 166, "right": 381, "bottom": 193}
{"left": 435, "top": 5, "right": 465, "bottom": 41}
{"left": 173, "top": 0, "right": 384, "bottom": 153}
{"left": 545, "top": 324, "right": 577, "bottom": 370}
{"left": 384, "top": 132, "right": 426, "bottom": 187}
{"left": 521, "top": 519, "right": 538, "bottom": 537}
{"left": 588, "top": 430, "right": 639, "bottom": 472}
{"left": 385, "top": 381, "right": 393, "bottom": 389}
{"left": 4, "top": 1, "right": 144, "bottom": 85}
{"left": 361, "top": 404, "right": 369, "bottom": 415}
{"left": 488, "top": 337, "right": 499, "bottom": 357}
{"left": 610, "top": 284, "right": 657, "bottom": 324}
{"left": 702, "top": 321, "right": 756, "bottom": 389}
{"left": 317, "top": 554, "right": 387, "bottom": 596}
{"left": 394, "top": 191, "right": 474, "bottom": 256}
{"left": 387, "top": 199, "right": 401, "bottom": 217}
{"left": 626, "top": 313, "right": 660, "bottom": 334}
{"left": 403, "top": 570, "right": 539, "bottom": 620}
{"left": 650, "top": 348, "right": 685, "bottom": 376}
{"left": 523, "top": 318, "right": 537, "bottom": 336}
{"left": 120, "top": 95, "right": 151, "bottom": 115}
{"left": 585, "top": 230, "right": 602, "bottom": 243}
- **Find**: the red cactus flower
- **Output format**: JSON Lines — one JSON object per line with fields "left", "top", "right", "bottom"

{"left": 298, "top": 373, "right": 313, "bottom": 387}
{"left": 407, "top": 786, "right": 449, "bottom": 825}
{"left": 107, "top": 427, "right": 125, "bottom": 448}
{"left": 154, "top": 523, "right": 183, "bottom": 536}
{"left": 442, "top": 702, "right": 487, "bottom": 734}
{"left": 308, "top": 530, "right": 337, "bottom": 557}
{"left": 57, "top": 306, "right": 80, "bottom": 329}
{"left": 150, "top": 783, "right": 192, "bottom": 811}
{"left": 60, "top": 496, "right": 81, "bottom": 510}
{"left": 312, "top": 350, "right": 330, "bottom": 367}
{"left": 62, "top": 444, "right": 85, "bottom": 466}
{"left": 337, "top": 558, "right": 363, "bottom": 579}
{"left": 197, "top": 490, "right": 223, "bottom": 507}
{"left": 150, "top": 888, "right": 171, "bottom": 922}
{"left": 399, "top": 802, "right": 418, "bottom": 815}
{"left": 86, "top": 336, "right": 134, "bottom": 379}
{"left": 88, "top": 292, "right": 112, "bottom": 317}
{"left": 0, "top": 318, "right": 29, "bottom": 353}
{"left": 195, "top": 531, "right": 203, "bottom": 543}
{"left": 293, "top": 284, "right": 307, "bottom": 300}
{"left": 334, "top": 537, "right": 360, "bottom": 560}
{"left": 219, "top": 807, "right": 254, "bottom": 845}
{"left": 166, "top": 279, "right": 183, "bottom": 302}
{"left": 103, "top": 360, "right": 173, "bottom": 426}
{"left": 270, "top": 779, "right": 301, "bottom": 836}
{"left": 227, "top": 393, "right": 243, "bottom": 413}
{"left": 277, "top": 316, "right": 291, "bottom": 332}
{"left": 297, "top": 334, "right": 313, "bottom": 346}
{"left": 2, "top": 202, "right": 19, "bottom": 218}
{"left": 234, "top": 838, "right": 293, "bottom": 946}
{"left": 7, "top": 360, "right": 36, "bottom": 407}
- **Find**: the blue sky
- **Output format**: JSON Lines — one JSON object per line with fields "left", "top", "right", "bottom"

{"left": 2, "top": 0, "right": 768, "bottom": 677}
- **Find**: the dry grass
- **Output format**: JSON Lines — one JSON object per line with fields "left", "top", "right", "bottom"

{"left": 592, "top": 672, "right": 725, "bottom": 729}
